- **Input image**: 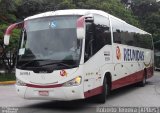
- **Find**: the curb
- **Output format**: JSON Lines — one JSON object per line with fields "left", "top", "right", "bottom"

{"left": 0, "top": 81, "right": 16, "bottom": 85}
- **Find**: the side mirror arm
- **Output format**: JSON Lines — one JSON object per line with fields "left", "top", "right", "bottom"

{"left": 4, "top": 22, "right": 24, "bottom": 45}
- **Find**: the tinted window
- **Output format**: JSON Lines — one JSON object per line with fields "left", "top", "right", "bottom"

{"left": 133, "top": 30, "right": 153, "bottom": 49}
{"left": 112, "top": 18, "right": 153, "bottom": 49}
{"left": 94, "top": 14, "right": 111, "bottom": 47}
{"left": 137, "top": 34, "right": 153, "bottom": 49}
{"left": 85, "top": 14, "right": 111, "bottom": 62}
{"left": 112, "top": 18, "right": 125, "bottom": 44}
{"left": 123, "top": 24, "right": 135, "bottom": 46}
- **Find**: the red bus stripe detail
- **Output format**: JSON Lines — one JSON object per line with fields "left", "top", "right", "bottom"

{"left": 84, "top": 66, "right": 153, "bottom": 98}
{"left": 112, "top": 70, "right": 143, "bottom": 90}
{"left": 146, "top": 66, "right": 154, "bottom": 78}
{"left": 84, "top": 86, "right": 103, "bottom": 98}
{"left": 26, "top": 83, "right": 63, "bottom": 88}
{"left": 112, "top": 66, "right": 154, "bottom": 90}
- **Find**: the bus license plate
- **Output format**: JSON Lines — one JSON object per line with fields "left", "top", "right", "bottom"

{"left": 39, "top": 91, "right": 49, "bottom": 96}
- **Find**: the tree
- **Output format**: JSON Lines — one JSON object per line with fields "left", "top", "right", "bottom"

{"left": 0, "top": 0, "right": 16, "bottom": 14}
{"left": 131, "top": 1, "right": 160, "bottom": 42}
{"left": 15, "top": 0, "right": 140, "bottom": 27}
{"left": 16, "top": 0, "right": 44, "bottom": 19}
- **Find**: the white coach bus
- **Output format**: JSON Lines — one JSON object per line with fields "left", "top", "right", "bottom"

{"left": 4, "top": 9, "right": 154, "bottom": 103}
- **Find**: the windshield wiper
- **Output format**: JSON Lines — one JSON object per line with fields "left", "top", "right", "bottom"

{"left": 18, "top": 59, "right": 76, "bottom": 69}
{"left": 39, "top": 62, "right": 73, "bottom": 68}
{"left": 18, "top": 59, "right": 44, "bottom": 68}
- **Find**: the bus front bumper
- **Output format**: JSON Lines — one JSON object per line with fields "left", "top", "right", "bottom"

{"left": 15, "top": 85, "right": 84, "bottom": 100}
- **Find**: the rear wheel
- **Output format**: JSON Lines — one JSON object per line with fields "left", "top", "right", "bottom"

{"left": 138, "top": 70, "right": 147, "bottom": 87}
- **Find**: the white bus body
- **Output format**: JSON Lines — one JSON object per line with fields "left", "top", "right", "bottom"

{"left": 4, "top": 9, "right": 154, "bottom": 103}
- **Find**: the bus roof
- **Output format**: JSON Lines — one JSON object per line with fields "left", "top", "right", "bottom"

{"left": 24, "top": 9, "right": 151, "bottom": 35}
{"left": 24, "top": 9, "right": 124, "bottom": 22}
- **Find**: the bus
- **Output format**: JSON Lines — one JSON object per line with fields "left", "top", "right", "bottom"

{"left": 4, "top": 9, "right": 154, "bottom": 103}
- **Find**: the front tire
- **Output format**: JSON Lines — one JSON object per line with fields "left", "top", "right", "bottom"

{"left": 96, "top": 77, "right": 108, "bottom": 103}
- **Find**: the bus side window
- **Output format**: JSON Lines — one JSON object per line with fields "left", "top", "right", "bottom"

{"left": 93, "top": 24, "right": 111, "bottom": 52}
{"left": 113, "top": 29, "right": 121, "bottom": 44}
{"left": 111, "top": 18, "right": 126, "bottom": 44}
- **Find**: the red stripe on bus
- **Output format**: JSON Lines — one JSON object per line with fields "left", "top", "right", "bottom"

{"left": 112, "top": 70, "right": 144, "bottom": 90}
{"left": 112, "top": 66, "right": 153, "bottom": 90}
{"left": 146, "top": 66, "right": 154, "bottom": 78}
{"left": 26, "top": 66, "right": 153, "bottom": 97}
{"left": 84, "top": 66, "right": 153, "bottom": 98}
{"left": 84, "top": 86, "right": 103, "bottom": 98}
{"left": 26, "top": 83, "right": 63, "bottom": 88}
{"left": 84, "top": 70, "right": 142, "bottom": 98}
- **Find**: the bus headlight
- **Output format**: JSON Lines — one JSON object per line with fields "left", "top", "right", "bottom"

{"left": 63, "top": 76, "right": 82, "bottom": 87}
{"left": 16, "top": 79, "right": 26, "bottom": 86}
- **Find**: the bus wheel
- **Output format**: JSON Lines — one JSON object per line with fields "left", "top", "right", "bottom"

{"left": 96, "top": 77, "right": 108, "bottom": 103}
{"left": 138, "top": 71, "right": 147, "bottom": 87}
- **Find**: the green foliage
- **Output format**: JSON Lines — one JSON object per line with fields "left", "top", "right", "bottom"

{"left": 0, "top": 0, "right": 159, "bottom": 72}
{"left": 15, "top": 0, "right": 139, "bottom": 27}
{"left": 133, "top": 0, "right": 157, "bottom": 5}
{"left": 74, "top": 0, "right": 138, "bottom": 26}
{"left": 131, "top": 1, "right": 160, "bottom": 42}
{"left": 0, "top": 73, "right": 16, "bottom": 81}
{"left": 0, "top": 24, "right": 8, "bottom": 39}
{"left": 0, "top": 0, "right": 159, "bottom": 48}
{"left": 0, "top": 0, "right": 17, "bottom": 14}
{"left": 9, "top": 29, "right": 21, "bottom": 50}
{"left": 14, "top": 0, "right": 22, "bottom": 5}
{"left": 55, "top": 0, "right": 76, "bottom": 9}
{"left": 16, "top": 0, "right": 44, "bottom": 18}
{"left": 97, "top": 0, "right": 140, "bottom": 27}
{"left": 5, "top": 14, "right": 17, "bottom": 22}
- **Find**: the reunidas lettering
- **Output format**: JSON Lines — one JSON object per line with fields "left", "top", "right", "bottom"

{"left": 124, "top": 48, "right": 144, "bottom": 61}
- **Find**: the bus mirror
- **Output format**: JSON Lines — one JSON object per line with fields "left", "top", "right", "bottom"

{"left": 4, "top": 22, "right": 24, "bottom": 45}
{"left": 76, "top": 14, "right": 94, "bottom": 39}
{"left": 4, "top": 35, "right": 10, "bottom": 45}
{"left": 76, "top": 16, "right": 85, "bottom": 39}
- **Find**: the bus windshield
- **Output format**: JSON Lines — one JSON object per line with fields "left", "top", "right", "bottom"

{"left": 17, "top": 15, "right": 82, "bottom": 70}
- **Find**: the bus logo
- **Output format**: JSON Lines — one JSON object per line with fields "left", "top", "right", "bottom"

{"left": 116, "top": 46, "right": 121, "bottom": 60}
{"left": 60, "top": 70, "right": 67, "bottom": 77}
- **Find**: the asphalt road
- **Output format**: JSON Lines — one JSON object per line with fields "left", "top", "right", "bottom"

{"left": 0, "top": 71, "right": 160, "bottom": 113}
